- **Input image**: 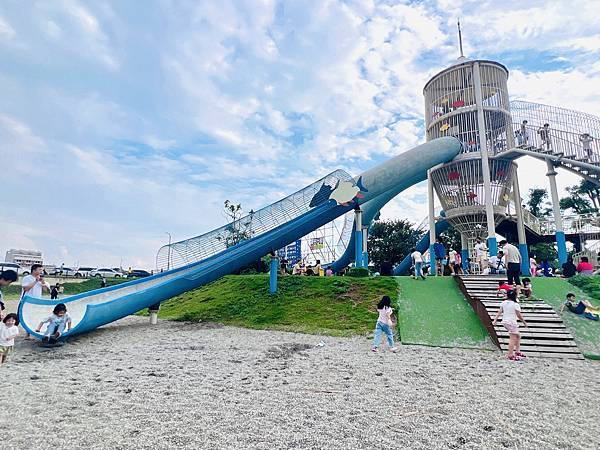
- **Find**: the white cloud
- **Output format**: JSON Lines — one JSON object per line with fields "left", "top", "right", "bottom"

{"left": 0, "top": 16, "right": 15, "bottom": 38}
{"left": 1, "top": 0, "right": 598, "bottom": 269}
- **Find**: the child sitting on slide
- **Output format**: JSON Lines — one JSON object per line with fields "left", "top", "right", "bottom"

{"left": 560, "top": 293, "right": 599, "bottom": 321}
{"left": 35, "top": 303, "right": 73, "bottom": 343}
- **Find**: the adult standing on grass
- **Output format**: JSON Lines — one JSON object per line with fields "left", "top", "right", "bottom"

{"left": 0, "top": 270, "right": 18, "bottom": 319}
{"left": 492, "top": 289, "right": 528, "bottom": 361}
{"left": 21, "top": 264, "right": 50, "bottom": 339}
{"left": 499, "top": 240, "right": 521, "bottom": 286}
{"left": 410, "top": 248, "right": 425, "bottom": 280}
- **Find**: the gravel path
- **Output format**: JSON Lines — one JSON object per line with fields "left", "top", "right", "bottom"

{"left": 1, "top": 316, "right": 599, "bottom": 449}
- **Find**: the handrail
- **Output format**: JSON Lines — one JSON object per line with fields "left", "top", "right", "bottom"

{"left": 498, "top": 123, "right": 600, "bottom": 165}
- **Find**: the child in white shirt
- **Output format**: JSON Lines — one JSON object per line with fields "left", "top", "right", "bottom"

{"left": 0, "top": 313, "right": 20, "bottom": 365}
{"left": 35, "top": 303, "right": 72, "bottom": 344}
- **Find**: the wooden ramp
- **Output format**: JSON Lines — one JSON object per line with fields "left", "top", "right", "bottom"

{"left": 456, "top": 275, "right": 584, "bottom": 359}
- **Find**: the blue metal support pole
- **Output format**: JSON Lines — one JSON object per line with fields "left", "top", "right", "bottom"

{"left": 361, "top": 227, "right": 369, "bottom": 269}
{"left": 460, "top": 233, "right": 469, "bottom": 273}
{"left": 546, "top": 160, "right": 568, "bottom": 266}
{"left": 354, "top": 208, "right": 363, "bottom": 268}
{"left": 512, "top": 173, "right": 531, "bottom": 275}
{"left": 269, "top": 256, "right": 278, "bottom": 294}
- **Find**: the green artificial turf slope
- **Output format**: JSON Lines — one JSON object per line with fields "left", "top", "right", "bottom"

{"left": 531, "top": 278, "right": 600, "bottom": 359}
{"left": 395, "top": 276, "right": 494, "bottom": 349}
{"left": 156, "top": 275, "right": 398, "bottom": 336}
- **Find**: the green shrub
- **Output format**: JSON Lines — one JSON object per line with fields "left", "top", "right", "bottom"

{"left": 347, "top": 267, "right": 369, "bottom": 277}
{"left": 568, "top": 276, "right": 600, "bottom": 301}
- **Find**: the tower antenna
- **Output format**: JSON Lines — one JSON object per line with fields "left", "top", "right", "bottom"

{"left": 457, "top": 20, "right": 464, "bottom": 58}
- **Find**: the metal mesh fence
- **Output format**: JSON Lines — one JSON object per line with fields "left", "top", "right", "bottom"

{"left": 156, "top": 169, "right": 353, "bottom": 271}
{"left": 506, "top": 100, "right": 600, "bottom": 164}
{"left": 424, "top": 60, "right": 512, "bottom": 154}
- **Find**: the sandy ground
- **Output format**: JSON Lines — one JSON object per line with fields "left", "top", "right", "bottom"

{"left": 1, "top": 313, "right": 598, "bottom": 450}
{"left": 0, "top": 317, "right": 600, "bottom": 449}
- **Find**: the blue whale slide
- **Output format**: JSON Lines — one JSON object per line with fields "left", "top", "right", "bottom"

{"left": 19, "top": 137, "right": 461, "bottom": 338}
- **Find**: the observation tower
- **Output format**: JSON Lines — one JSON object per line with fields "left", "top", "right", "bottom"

{"left": 423, "top": 24, "right": 530, "bottom": 273}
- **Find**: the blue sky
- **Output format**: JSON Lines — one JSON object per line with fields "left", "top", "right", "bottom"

{"left": 1, "top": 0, "right": 599, "bottom": 269}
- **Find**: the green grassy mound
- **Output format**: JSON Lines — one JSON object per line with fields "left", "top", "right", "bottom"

{"left": 531, "top": 278, "right": 600, "bottom": 359}
{"left": 156, "top": 275, "right": 398, "bottom": 336}
{"left": 568, "top": 275, "right": 600, "bottom": 301}
{"left": 395, "top": 277, "right": 493, "bottom": 349}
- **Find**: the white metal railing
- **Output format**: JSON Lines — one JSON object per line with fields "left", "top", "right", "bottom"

{"left": 536, "top": 213, "right": 600, "bottom": 235}
{"left": 502, "top": 123, "right": 600, "bottom": 164}
{"left": 506, "top": 100, "right": 600, "bottom": 165}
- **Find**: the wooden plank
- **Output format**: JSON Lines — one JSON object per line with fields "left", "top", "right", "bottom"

{"left": 495, "top": 329, "right": 569, "bottom": 335}
{"left": 498, "top": 338, "right": 578, "bottom": 347}
{"left": 500, "top": 344, "right": 581, "bottom": 354}
{"left": 497, "top": 332, "right": 574, "bottom": 340}
{"left": 484, "top": 305, "right": 555, "bottom": 311}
{"left": 512, "top": 352, "right": 585, "bottom": 360}
{"left": 487, "top": 315, "right": 563, "bottom": 321}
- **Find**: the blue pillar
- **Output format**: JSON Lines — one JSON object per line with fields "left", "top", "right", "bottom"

{"left": 269, "top": 257, "right": 278, "bottom": 294}
{"left": 487, "top": 236, "right": 498, "bottom": 257}
{"left": 429, "top": 244, "right": 436, "bottom": 276}
{"left": 355, "top": 230, "right": 363, "bottom": 268}
{"left": 460, "top": 233, "right": 469, "bottom": 272}
{"left": 519, "top": 243, "right": 531, "bottom": 276}
{"left": 461, "top": 249, "right": 469, "bottom": 272}
{"left": 556, "top": 231, "right": 567, "bottom": 266}
{"left": 362, "top": 251, "right": 369, "bottom": 268}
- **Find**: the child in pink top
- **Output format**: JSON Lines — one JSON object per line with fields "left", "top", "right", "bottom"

{"left": 371, "top": 296, "right": 398, "bottom": 353}
{"left": 492, "top": 290, "right": 528, "bottom": 361}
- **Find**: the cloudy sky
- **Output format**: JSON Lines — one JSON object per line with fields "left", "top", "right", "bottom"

{"left": 1, "top": 0, "right": 599, "bottom": 269}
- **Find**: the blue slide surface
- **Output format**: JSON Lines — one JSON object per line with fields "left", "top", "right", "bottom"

{"left": 19, "top": 138, "right": 460, "bottom": 339}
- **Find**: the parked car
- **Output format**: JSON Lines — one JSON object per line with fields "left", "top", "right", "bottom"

{"left": 52, "top": 266, "right": 78, "bottom": 277}
{"left": 74, "top": 267, "right": 96, "bottom": 278}
{"left": 129, "top": 269, "right": 152, "bottom": 278}
{"left": 90, "top": 268, "right": 126, "bottom": 278}
{"left": 0, "top": 262, "right": 25, "bottom": 276}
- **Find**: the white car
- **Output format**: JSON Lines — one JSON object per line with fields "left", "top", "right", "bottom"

{"left": 0, "top": 262, "right": 25, "bottom": 276}
{"left": 74, "top": 267, "right": 96, "bottom": 278}
{"left": 90, "top": 268, "right": 126, "bottom": 278}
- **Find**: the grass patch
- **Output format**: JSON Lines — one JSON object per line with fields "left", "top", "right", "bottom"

{"left": 395, "top": 276, "right": 493, "bottom": 349}
{"left": 531, "top": 277, "right": 600, "bottom": 359}
{"left": 568, "top": 275, "right": 600, "bottom": 301}
{"left": 155, "top": 275, "right": 398, "bottom": 336}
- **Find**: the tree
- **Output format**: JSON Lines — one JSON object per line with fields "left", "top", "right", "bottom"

{"left": 526, "top": 188, "right": 551, "bottom": 218}
{"left": 217, "top": 200, "right": 255, "bottom": 247}
{"left": 529, "top": 243, "right": 557, "bottom": 265}
{"left": 367, "top": 219, "right": 424, "bottom": 270}
{"left": 439, "top": 225, "right": 462, "bottom": 252}
{"left": 577, "top": 180, "right": 600, "bottom": 210}
{"left": 559, "top": 185, "right": 594, "bottom": 214}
